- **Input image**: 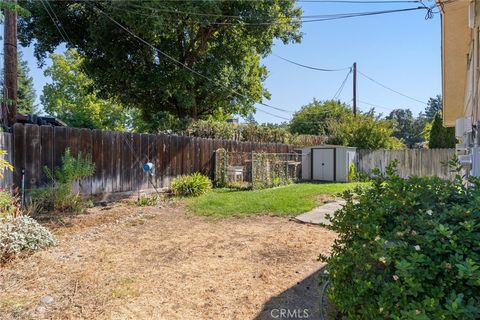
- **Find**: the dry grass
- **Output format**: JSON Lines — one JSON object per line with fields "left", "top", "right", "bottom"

{"left": 0, "top": 200, "right": 336, "bottom": 320}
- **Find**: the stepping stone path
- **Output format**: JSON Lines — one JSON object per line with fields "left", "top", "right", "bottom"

{"left": 294, "top": 199, "right": 346, "bottom": 226}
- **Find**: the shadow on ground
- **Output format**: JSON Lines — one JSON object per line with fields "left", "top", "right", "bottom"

{"left": 254, "top": 267, "right": 326, "bottom": 320}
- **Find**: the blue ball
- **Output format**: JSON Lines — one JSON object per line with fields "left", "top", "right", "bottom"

{"left": 143, "top": 162, "right": 153, "bottom": 172}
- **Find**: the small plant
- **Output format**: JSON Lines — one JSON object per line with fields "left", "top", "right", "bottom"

{"left": 31, "top": 148, "right": 95, "bottom": 213}
{"left": 0, "top": 189, "right": 21, "bottom": 218}
{"left": 353, "top": 171, "right": 372, "bottom": 182}
{"left": 135, "top": 194, "right": 160, "bottom": 206}
{"left": 348, "top": 162, "right": 355, "bottom": 182}
{"left": 0, "top": 149, "right": 13, "bottom": 179}
{"left": 0, "top": 215, "right": 56, "bottom": 263}
{"left": 171, "top": 172, "right": 212, "bottom": 197}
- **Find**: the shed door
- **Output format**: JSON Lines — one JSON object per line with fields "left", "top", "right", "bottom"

{"left": 312, "top": 149, "right": 335, "bottom": 181}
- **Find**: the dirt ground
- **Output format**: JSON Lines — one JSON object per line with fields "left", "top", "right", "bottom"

{"left": 0, "top": 200, "right": 336, "bottom": 320}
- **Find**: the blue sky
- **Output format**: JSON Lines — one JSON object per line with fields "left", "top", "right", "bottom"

{"left": 14, "top": 1, "right": 441, "bottom": 124}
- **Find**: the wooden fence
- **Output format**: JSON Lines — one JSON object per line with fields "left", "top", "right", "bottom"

{"left": 356, "top": 148, "right": 456, "bottom": 179}
{"left": 8, "top": 124, "right": 294, "bottom": 198}
{"left": 0, "top": 124, "right": 460, "bottom": 198}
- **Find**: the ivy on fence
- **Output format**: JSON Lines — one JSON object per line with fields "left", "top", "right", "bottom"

{"left": 214, "top": 148, "right": 229, "bottom": 188}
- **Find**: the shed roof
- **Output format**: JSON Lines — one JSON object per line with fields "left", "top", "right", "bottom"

{"left": 301, "top": 144, "right": 357, "bottom": 151}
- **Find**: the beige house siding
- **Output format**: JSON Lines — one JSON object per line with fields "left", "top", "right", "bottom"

{"left": 440, "top": 0, "right": 470, "bottom": 127}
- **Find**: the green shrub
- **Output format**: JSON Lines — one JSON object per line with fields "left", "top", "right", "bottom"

{"left": 171, "top": 173, "right": 212, "bottom": 197}
{"left": 32, "top": 148, "right": 95, "bottom": 213}
{"left": 353, "top": 171, "right": 372, "bottom": 182}
{"left": 0, "top": 215, "right": 56, "bottom": 263}
{"left": 186, "top": 119, "right": 326, "bottom": 146}
{"left": 187, "top": 119, "right": 235, "bottom": 139}
{"left": 0, "top": 190, "right": 20, "bottom": 218}
{"left": 321, "top": 162, "right": 480, "bottom": 319}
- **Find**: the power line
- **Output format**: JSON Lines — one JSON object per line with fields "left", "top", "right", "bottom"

{"left": 359, "top": 99, "right": 402, "bottom": 112}
{"left": 43, "top": 0, "right": 73, "bottom": 45}
{"left": 295, "top": 7, "right": 433, "bottom": 24}
{"left": 272, "top": 54, "right": 352, "bottom": 72}
{"left": 358, "top": 70, "right": 428, "bottom": 105}
{"left": 39, "top": 0, "right": 70, "bottom": 45}
{"left": 333, "top": 69, "right": 352, "bottom": 100}
{"left": 119, "top": 3, "right": 431, "bottom": 25}
{"left": 93, "top": 5, "right": 294, "bottom": 116}
{"left": 256, "top": 108, "right": 291, "bottom": 121}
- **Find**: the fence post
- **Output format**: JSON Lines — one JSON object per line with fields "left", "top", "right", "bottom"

{"left": 251, "top": 150, "right": 255, "bottom": 189}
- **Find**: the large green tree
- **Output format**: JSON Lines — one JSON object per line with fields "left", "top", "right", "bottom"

{"left": 386, "top": 108, "right": 426, "bottom": 148}
{"left": 41, "top": 49, "right": 126, "bottom": 130}
{"left": 19, "top": 1, "right": 302, "bottom": 129}
{"left": 0, "top": 51, "right": 36, "bottom": 114}
{"left": 289, "top": 99, "right": 351, "bottom": 136}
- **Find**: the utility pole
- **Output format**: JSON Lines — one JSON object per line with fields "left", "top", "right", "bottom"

{"left": 2, "top": 0, "right": 17, "bottom": 128}
{"left": 353, "top": 62, "right": 357, "bottom": 117}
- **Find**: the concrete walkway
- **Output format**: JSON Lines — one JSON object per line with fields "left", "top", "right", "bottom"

{"left": 294, "top": 199, "right": 346, "bottom": 226}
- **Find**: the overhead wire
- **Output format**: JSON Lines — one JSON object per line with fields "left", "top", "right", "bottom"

{"left": 357, "top": 70, "right": 427, "bottom": 105}
{"left": 332, "top": 68, "right": 352, "bottom": 100}
{"left": 43, "top": 0, "right": 74, "bottom": 45}
{"left": 256, "top": 108, "right": 291, "bottom": 121}
{"left": 272, "top": 54, "right": 351, "bottom": 72}
{"left": 93, "top": 5, "right": 295, "bottom": 121}
{"left": 39, "top": 0, "right": 70, "bottom": 45}
{"left": 358, "top": 100, "right": 398, "bottom": 112}
{"left": 119, "top": 4, "right": 432, "bottom": 25}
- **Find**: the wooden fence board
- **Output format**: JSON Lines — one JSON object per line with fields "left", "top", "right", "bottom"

{"left": 356, "top": 148, "right": 456, "bottom": 180}
{"left": 40, "top": 126, "right": 54, "bottom": 187}
{"left": 91, "top": 129, "right": 104, "bottom": 195}
{"left": 167, "top": 135, "right": 174, "bottom": 180}
{"left": 12, "top": 123, "right": 25, "bottom": 191}
{"left": 140, "top": 133, "right": 149, "bottom": 190}
{"left": 131, "top": 133, "right": 142, "bottom": 195}
{"left": 120, "top": 132, "right": 132, "bottom": 193}
{"left": 24, "top": 124, "right": 41, "bottom": 192}
{"left": 79, "top": 128, "right": 93, "bottom": 195}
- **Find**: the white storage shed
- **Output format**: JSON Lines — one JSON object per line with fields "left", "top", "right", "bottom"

{"left": 301, "top": 145, "right": 356, "bottom": 182}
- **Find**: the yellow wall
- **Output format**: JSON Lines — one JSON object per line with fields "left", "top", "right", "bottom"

{"left": 441, "top": 0, "right": 470, "bottom": 127}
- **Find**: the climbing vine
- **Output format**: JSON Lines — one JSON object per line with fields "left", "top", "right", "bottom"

{"left": 214, "top": 148, "right": 229, "bottom": 187}
{"left": 252, "top": 152, "right": 292, "bottom": 189}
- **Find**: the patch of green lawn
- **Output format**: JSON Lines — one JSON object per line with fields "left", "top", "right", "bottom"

{"left": 187, "top": 182, "right": 363, "bottom": 218}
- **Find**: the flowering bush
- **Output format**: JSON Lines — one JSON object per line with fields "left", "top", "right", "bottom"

{"left": 0, "top": 215, "right": 56, "bottom": 263}
{"left": 321, "top": 162, "right": 480, "bottom": 319}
